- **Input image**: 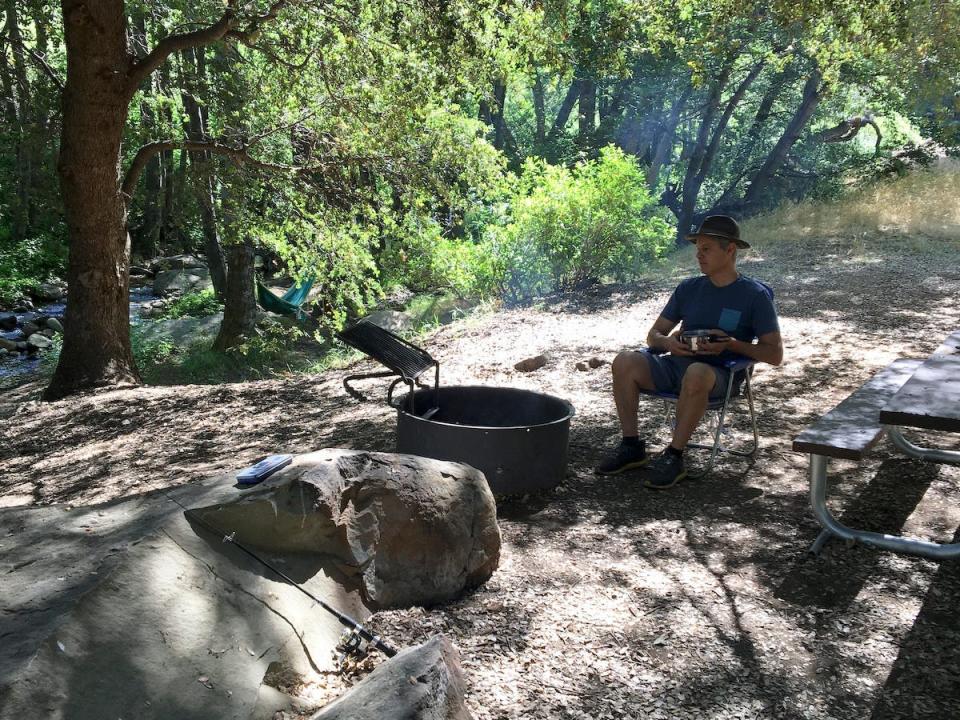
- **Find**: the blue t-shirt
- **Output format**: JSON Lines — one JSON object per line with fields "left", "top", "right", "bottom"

{"left": 661, "top": 275, "right": 779, "bottom": 365}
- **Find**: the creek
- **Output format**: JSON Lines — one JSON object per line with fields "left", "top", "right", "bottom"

{"left": 0, "top": 287, "right": 159, "bottom": 381}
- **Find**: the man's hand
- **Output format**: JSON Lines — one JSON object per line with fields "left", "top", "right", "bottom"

{"left": 696, "top": 330, "right": 732, "bottom": 355}
{"left": 665, "top": 333, "right": 695, "bottom": 356}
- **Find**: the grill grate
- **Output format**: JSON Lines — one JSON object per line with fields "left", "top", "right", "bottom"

{"left": 338, "top": 321, "right": 435, "bottom": 380}
{"left": 337, "top": 320, "right": 440, "bottom": 411}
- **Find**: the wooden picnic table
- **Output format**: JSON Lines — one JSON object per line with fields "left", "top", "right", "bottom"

{"left": 794, "top": 329, "right": 960, "bottom": 559}
{"left": 880, "top": 329, "right": 960, "bottom": 434}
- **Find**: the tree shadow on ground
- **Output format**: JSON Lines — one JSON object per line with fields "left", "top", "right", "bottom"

{"left": 871, "top": 526, "right": 960, "bottom": 719}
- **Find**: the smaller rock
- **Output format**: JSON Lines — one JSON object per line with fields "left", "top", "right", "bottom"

{"left": 310, "top": 636, "right": 471, "bottom": 720}
{"left": 13, "top": 298, "right": 34, "bottom": 312}
{"left": 45, "top": 317, "right": 64, "bottom": 333}
{"left": 0, "top": 312, "right": 16, "bottom": 331}
{"left": 15, "top": 341, "right": 28, "bottom": 351}
{"left": 514, "top": 354, "right": 549, "bottom": 372}
{"left": 575, "top": 361, "right": 589, "bottom": 372}
{"left": 27, "top": 333, "right": 53, "bottom": 350}
{"left": 129, "top": 265, "right": 153, "bottom": 277}
{"left": 0, "top": 338, "right": 17, "bottom": 352}
{"left": 21, "top": 322, "right": 40, "bottom": 337}
{"left": 41, "top": 328, "right": 56, "bottom": 338}
{"left": 588, "top": 357, "right": 607, "bottom": 368}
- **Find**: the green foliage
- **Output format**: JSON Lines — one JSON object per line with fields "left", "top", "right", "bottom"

{"left": 135, "top": 320, "right": 316, "bottom": 385}
{"left": 130, "top": 326, "right": 177, "bottom": 369}
{"left": 155, "top": 289, "right": 223, "bottom": 320}
{"left": 0, "top": 232, "right": 67, "bottom": 306}
{"left": 491, "top": 146, "right": 672, "bottom": 300}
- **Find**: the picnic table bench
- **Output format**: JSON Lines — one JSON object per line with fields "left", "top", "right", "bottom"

{"left": 793, "top": 331, "right": 960, "bottom": 559}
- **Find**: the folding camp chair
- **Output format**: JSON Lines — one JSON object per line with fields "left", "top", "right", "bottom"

{"left": 640, "top": 350, "right": 760, "bottom": 476}
{"left": 337, "top": 319, "right": 440, "bottom": 415}
{"left": 642, "top": 281, "right": 775, "bottom": 476}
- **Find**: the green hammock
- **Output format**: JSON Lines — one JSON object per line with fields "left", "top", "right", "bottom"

{"left": 256, "top": 278, "right": 315, "bottom": 319}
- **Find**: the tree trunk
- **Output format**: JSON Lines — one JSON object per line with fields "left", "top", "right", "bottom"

{"left": 712, "top": 72, "right": 788, "bottom": 209}
{"left": 184, "top": 47, "right": 227, "bottom": 298}
{"left": 213, "top": 239, "right": 258, "bottom": 351}
{"left": 743, "top": 70, "right": 824, "bottom": 207}
{"left": 532, "top": 71, "right": 545, "bottom": 143}
{"left": 675, "top": 68, "right": 730, "bottom": 244}
{"left": 578, "top": 78, "right": 595, "bottom": 139}
{"left": 675, "top": 61, "right": 762, "bottom": 244}
{"left": 547, "top": 77, "right": 581, "bottom": 139}
{"left": 130, "top": 12, "right": 159, "bottom": 260}
{"left": 45, "top": 0, "right": 139, "bottom": 400}
{"left": 159, "top": 63, "right": 177, "bottom": 250}
{"left": 5, "top": 0, "right": 31, "bottom": 241}
{"left": 647, "top": 88, "right": 690, "bottom": 191}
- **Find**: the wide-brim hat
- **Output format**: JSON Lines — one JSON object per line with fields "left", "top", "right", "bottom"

{"left": 686, "top": 214, "right": 750, "bottom": 249}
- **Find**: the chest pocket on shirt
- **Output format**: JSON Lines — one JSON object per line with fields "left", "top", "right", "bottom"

{"left": 718, "top": 308, "right": 741, "bottom": 332}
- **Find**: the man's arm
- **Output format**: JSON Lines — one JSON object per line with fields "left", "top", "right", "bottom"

{"left": 701, "top": 330, "right": 783, "bottom": 365}
{"left": 646, "top": 315, "right": 695, "bottom": 356}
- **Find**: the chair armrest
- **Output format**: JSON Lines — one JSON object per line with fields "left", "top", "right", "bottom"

{"left": 721, "top": 354, "right": 756, "bottom": 372}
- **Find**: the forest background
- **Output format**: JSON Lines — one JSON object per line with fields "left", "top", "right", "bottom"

{"left": 1, "top": 0, "right": 959, "bottom": 400}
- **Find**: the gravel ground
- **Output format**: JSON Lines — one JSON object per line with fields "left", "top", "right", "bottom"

{"left": 2, "top": 234, "right": 960, "bottom": 718}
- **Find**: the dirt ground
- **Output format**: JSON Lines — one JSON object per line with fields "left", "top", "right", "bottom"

{"left": 2, "top": 235, "right": 960, "bottom": 719}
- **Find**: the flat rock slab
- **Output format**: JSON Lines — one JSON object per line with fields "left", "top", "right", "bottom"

{"left": 0, "top": 474, "right": 366, "bottom": 720}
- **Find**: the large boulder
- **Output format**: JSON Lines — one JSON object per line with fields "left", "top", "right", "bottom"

{"left": 0, "top": 477, "right": 368, "bottom": 720}
{"left": 151, "top": 254, "right": 207, "bottom": 271}
{"left": 192, "top": 449, "right": 501, "bottom": 609}
{"left": 0, "top": 313, "right": 16, "bottom": 331}
{"left": 153, "top": 267, "right": 213, "bottom": 296}
{"left": 311, "top": 635, "right": 472, "bottom": 720}
{"left": 136, "top": 312, "right": 223, "bottom": 345}
{"left": 30, "top": 282, "right": 66, "bottom": 302}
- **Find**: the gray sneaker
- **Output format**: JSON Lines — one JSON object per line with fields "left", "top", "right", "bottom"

{"left": 643, "top": 451, "right": 687, "bottom": 489}
{"left": 595, "top": 440, "right": 649, "bottom": 475}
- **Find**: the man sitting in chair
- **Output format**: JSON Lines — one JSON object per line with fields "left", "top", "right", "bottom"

{"left": 595, "top": 215, "right": 783, "bottom": 488}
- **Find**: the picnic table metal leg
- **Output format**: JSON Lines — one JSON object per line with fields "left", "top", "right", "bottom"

{"left": 809, "top": 528, "right": 834, "bottom": 555}
{"left": 808, "top": 453, "right": 960, "bottom": 561}
{"left": 885, "top": 426, "right": 960, "bottom": 464}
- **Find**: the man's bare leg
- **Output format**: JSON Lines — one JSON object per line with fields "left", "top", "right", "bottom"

{"left": 669, "top": 363, "right": 716, "bottom": 449}
{"left": 611, "top": 351, "right": 658, "bottom": 436}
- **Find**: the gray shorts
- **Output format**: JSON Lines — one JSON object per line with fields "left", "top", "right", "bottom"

{"left": 642, "top": 352, "right": 732, "bottom": 399}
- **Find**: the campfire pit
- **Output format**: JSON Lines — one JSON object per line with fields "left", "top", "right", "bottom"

{"left": 396, "top": 385, "right": 575, "bottom": 496}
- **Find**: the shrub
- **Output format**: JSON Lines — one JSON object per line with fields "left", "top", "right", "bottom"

{"left": 491, "top": 146, "right": 672, "bottom": 301}
{"left": 380, "top": 218, "right": 502, "bottom": 299}
{"left": 156, "top": 289, "right": 223, "bottom": 319}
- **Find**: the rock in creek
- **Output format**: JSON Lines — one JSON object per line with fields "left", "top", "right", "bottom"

{"left": 150, "top": 254, "right": 207, "bottom": 272}
{"left": 153, "top": 267, "right": 212, "bottom": 296}
{"left": 192, "top": 448, "right": 501, "bottom": 609}
{"left": 0, "top": 313, "right": 16, "bottom": 331}
{"left": 26, "top": 333, "right": 52, "bottom": 350}
{"left": 0, "top": 338, "right": 17, "bottom": 352}
{"left": 311, "top": 635, "right": 472, "bottom": 720}
{"left": 45, "top": 317, "right": 63, "bottom": 333}
{"left": 30, "top": 282, "right": 66, "bottom": 302}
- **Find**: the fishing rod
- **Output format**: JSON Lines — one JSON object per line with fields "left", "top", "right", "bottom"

{"left": 184, "top": 507, "right": 399, "bottom": 658}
